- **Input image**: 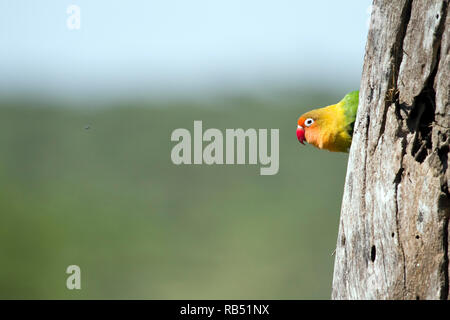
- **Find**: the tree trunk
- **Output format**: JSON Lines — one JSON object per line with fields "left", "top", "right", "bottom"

{"left": 332, "top": 0, "right": 449, "bottom": 300}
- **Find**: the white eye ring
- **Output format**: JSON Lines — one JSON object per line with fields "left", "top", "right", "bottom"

{"left": 304, "top": 118, "right": 314, "bottom": 127}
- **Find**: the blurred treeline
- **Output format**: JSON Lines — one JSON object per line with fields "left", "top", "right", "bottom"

{"left": 0, "top": 90, "right": 349, "bottom": 299}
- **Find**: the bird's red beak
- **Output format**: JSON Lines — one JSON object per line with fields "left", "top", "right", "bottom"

{"left": 297, "top": 126, "right": 305, "bottom": 144}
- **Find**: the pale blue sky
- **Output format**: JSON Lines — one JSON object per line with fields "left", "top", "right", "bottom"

{"left": 0, "top": 0, "right": 372, "bottom": 99}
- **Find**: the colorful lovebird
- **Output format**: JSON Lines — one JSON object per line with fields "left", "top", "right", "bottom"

{"left": 296, "top": 91, "right": 359, "bottom": 152}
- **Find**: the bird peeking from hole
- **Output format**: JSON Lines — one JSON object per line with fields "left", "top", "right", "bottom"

{"left": 297, "top": 91, "right": 359, "bottom": 153}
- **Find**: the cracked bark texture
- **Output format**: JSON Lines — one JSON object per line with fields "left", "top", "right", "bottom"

{"left": 332, "top": 0, "right": 449, "bottom": 300}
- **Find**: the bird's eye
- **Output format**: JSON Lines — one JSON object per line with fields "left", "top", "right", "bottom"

{"left": 305, "top": 118, "right": 314, "bottom": 127}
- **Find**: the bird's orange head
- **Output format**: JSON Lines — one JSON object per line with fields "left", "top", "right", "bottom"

{"left": 297, "top": 113, "right": 318, "bottom": 145}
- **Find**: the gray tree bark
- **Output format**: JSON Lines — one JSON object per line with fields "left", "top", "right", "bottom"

{"left": 332, "top": 0, "right": 449, "bottom": 299}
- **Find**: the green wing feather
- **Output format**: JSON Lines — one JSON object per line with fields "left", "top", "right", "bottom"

{"left": 341, "top": 90, "right": 359, "bottom": 136}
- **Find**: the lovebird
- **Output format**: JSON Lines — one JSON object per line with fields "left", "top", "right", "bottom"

{"left": 296, "top": 91, "right": 359, "bottom": 152}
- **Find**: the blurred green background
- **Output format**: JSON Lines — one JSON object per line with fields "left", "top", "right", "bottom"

{"left": 0, "top": 92, "right": 349, "bottom": 299}
{"left": 0, "top": 0, "right": 369, "bottom": 299}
